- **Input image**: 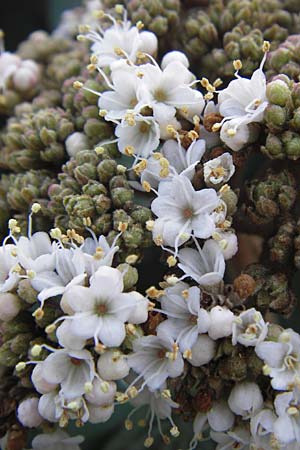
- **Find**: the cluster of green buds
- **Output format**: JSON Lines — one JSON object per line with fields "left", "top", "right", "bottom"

{"left": 0, "top": 107, "right": 74, "bottom": 172}
{"left": 48, "top": 149, "right": 153, "bottom": 260}
{"left": 242, "top": 169, "right": 297, "bottom": 227}
{"left": 0, "top": 170, "right": 57, "bottom": 238}
{"left": 62, "top": 72, "right": 114, "bottom": 148}
{"left": 266, "top": 35, "right": 300, "bottom": 80}
{"left": 103, "top": 0, "right": 180, "bottom": 39}
{"left": 262, "top": 75, "right": 300, "bottom": 159}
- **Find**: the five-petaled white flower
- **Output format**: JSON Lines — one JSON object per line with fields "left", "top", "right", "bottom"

{"left": 127, "top": 329, "right": 184, "bottom": 391}
{"left": 157, "top": 282, "right": 210, "bottom": 354}
{"left": 61, "top": 266, "right": 148, "bottom": 347}
{"left": 151, "top": 176, "right": 220, "bottom": 251}
{"left": 232, "top": 308, "right": 268, "bottom": 347}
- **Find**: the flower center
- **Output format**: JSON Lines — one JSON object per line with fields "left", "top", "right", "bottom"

{"left": 189, "top": 315, "right": 198, "bottom": 325}
{"left": 70, "top": 357, "right": 82, "bottom": 366}
{"left": 139, "top": 122, "right": 151, "bottom": 134}
{"left": 211, "top": 167, "right": 226, "bottom": 178}
{"left": 96, "top": 303, "right": 108, "bottom": 316}
{"left": 245, "top": 324, "right": 258, "bottom": 335}
{"left": 157, "top": 349, "right": 166, "bottom": 359}
{"left": 183, "top": 208, "right": 193, "bottom": 219}
{"left": 154, "top": 88, "right": 168, "bottom": 102}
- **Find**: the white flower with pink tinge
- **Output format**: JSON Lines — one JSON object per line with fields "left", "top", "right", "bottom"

{"left": 156, "top": 282, "right": 210, "bottom": 355}
{"left": 127, "top": 329, "right": 184, "bottom": 392}
{"left": 60, "top": 266, "right": 148, "bottom": 347}
{"left": 151, "top": 175, "right": 221, "bottom": 251}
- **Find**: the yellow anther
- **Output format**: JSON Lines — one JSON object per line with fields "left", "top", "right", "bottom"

{"left": 95, "top": 343, "right": 106, "bottom": 354}
{"left": 145, "top": 220, "right": 155, "bottom": 231}
{"left": 50, "top": 227, "right": 63, "bottom": 240}
{"left": 187, "top": 130, "right": 199, "bottom": 141}
{"left": 144, "top": 437, "right": 154, "bottom": 448}
{"left": 76, "top": 34, "right": 87, "bottom": 42}
{"left": 15, "top": 362, "right": 26, "bottom": 372}
{"left": 170, "top": 426, "right": 180, "bottom": 437}
{"left": 127, "top": 386, "right": 138, "bottom": 399}
{"left": 117, "top": 164, "right": 127, "bottom": 174}
{"left": 183, "top": 349, "right": 192, "bottom": 360}
{"left": 93, "top": 247, "right": 104, "bottom": 260}
{"left": 118, "top": 222, "right": 128, "bottom": 232}
{"left": 211, "top": 122, "right": 222, "bottom": 132}
{"left": 125, "top": 419, "right": 133, "bottom": 430}
{"left": 93, "top": 9, "right": 105, "bottom": 19}
{"left": 32, "top": 308, "right": 44, "bottom": 320}
{"left": 45, "top": 324, "right": 56, "bottom": 334}
{"left": 204, "top": 92, "right": 214, "bottom": 101}
{"left": 152, "top": 152, "right": 162, "bottom": 160}
{"left": 84, "top": 382, "right": 93, "bottom": 394}
{"left": 87, "top": 63, "right": 97, "bottom": 72}
{"left": 142, "top": 181, "right": 151, "bottom": 192}
{"left": 115, "top": 4, "right": 124, "bottom": 14}
{"left": 73, "top": 81, "right": 83, "bottom": 89}
{"left": 200, "top": 77, "right": 209, "bottom": 88}
{"left": 95, "top": 146, "right": 105, "bottom": 155}
{"left": 26, "top": 269, "right": 36, "bottom": 279}
{"left": 181, "top": 289, "right": 189, "bottom": 299}
{"left": 101, "top": 381, "right": 110, "bottom": 393}
{"left": 226, "top": 128, "right": 236, "bottom": 137}
{"left": 263, "top": 40, "right": 270, "bottom": 53}
{"left": 133, "top": 159, "right": 147, "bottom": 175}
{"left": 124, "top": 145, "right": 135, "bottom": 156}
{"left": 125, "top": 254, "right": 139, "bottom": 264}
{"left": 99, "top": 109, "right": 107, "bottom": 117}
{"left": 233, "top": 59, "right": 243, "bottom": 71}
{"left": 115, "top": 392, "right": 129, "bottom": 403}
{"left": 78, "top": 24, "right": 91, "bottom": 33}
{"left": 167, "top": 255, "right": 177, "bottom": 267}
{"left": 159, "top": 167, "right": 169, "bottom": 178}
{"left": 31, "top": 203, "right": 41, "bottom": 213}
{"left": 146, "top": 286, "right": 165, "bottom": 299}
{"left": 83, "top": 217, "right": 92, "bottom": 227}
{"left": 126, "top": 323, "right": 137, "bottom": 335}
{"left": 136, "top": 20, "right": 144, "bottom": 30}
{"left": 213, "top": 78, "right": 223, "bottom": 88}
{"left": 161, "top": 389, "right": 171, "bottom": 399}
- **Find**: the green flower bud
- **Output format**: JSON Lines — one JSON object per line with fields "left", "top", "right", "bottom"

{"left": 266, "top": 79, "right": 291, "bottom": 106}
{"left": 17, "top": 279, "right": 38, "bottom": 305}
{"left": 117, "top": 263, "right": 139, "bottom": 290}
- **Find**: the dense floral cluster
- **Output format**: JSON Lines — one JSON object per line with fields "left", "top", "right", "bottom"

{"left": 0, "top": 1, "right": 300, "bottom": 450}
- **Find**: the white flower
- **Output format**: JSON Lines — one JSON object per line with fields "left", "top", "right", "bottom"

{"left": 40, "top": 348, "right": 96, "bottom": 400}
{"left": 80, "top": 234, "right": 119, "bottom": 276}
{"left": 61, "top": 266, "right": 147, "bottom": 347}
{"left": 189, "top": 403, "right": 234, "bottom": 450}
{"left": 31, "top": 246, "right": 86, "bottom": 306}
{"left": 12, "top": 59, "right": 40, "bottom": 91}
{"left": 203, "top": 153, "right": 235, "bottom": 186}
{"left": 212, "top": 231, "right": 238, "bottom": 260}
{"left": 255, "top": 329, "right": 300, "bottom": 390}
{"left": 208, "top": 306, "right": 235, "bottom": 340}
{"left": 0, "top": 244, "right": 19, "bottom": 292}
{"left": 98, "top": 67, "right": 144, "bottom": 120}
{"left": 178, "top": 240, "right": 225, "bottom": 286}
{"left": 31, "top": 362, "right": 58, "bottom": 394}
{"left": 190, "top": 334, "right": 216, "bottom": 367}
{"left": 228, "top": 382, "right": 263, "bottom": 419}
{"left": 0, "top": 52, "right": 21, "bottom": 89}
{"left": 218, "top": 64, "right": 267, "bottom": 124}
{"left": 115, "top": 115, "right": 160, "bottom": 159}
{"left": 250, "top": 408, "right": 276, "bottom": 449}
{"left": 17, "top": 232, "right": 55, "bottom": 274}
{"left": 157, "top": 282, "right": 210, "bottom": 354}
{"left": 127, "top": 329, "right": 184, "bottom": 391}
{"left": 273, "top": 390, "right": 300, "bottom": 445}
{"left": 137, "top": 61, "right": 204, "bottom": 123}
{"left": 161, "top": 51, "right": 190, "bottom": 70}
{"left": 88, "top": 16, "right": 157, "bottom": 68}
{"left": 210, "top": 428, "right": 251, "bottom": 450}
{"left": 0, "top": 293, "right": 21, "bottom": 322}
{"left": 31, "top": 431, "right": 84, "bottom": 450}
{"left": 65, "top": 132, "right": 89, "bottom": 157}
{"left": 219, "top": 117, "right": 252, "bottom": 152}
{"left": 129, "top": 386, "right": 179, "bottom": 443}
{"left": 140, "top": 139, "right": 205, "bottom": 190}
{"left": 17, "top": 397, "right": 43, "bottom": 428}
{"left": 97, "top": 349, "right": 130, "bottom": 380}
{"left": 151, "top": 176, "right": 220, "bottom": 250}
{"left": 232, "top": 308, "right": 268, "bottom": 348}
{"left": 84, "top": 376, "right": 116, "bottom": 406}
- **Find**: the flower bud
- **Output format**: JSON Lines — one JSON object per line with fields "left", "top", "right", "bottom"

{"left": 97, "top": 350, "right": 130, "bottom": 380}
{"left": 17, "top": 397, "right": 43, "bottom": 428}
{"left": 0, "top": 293, "right": 21, "bottom": 322}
